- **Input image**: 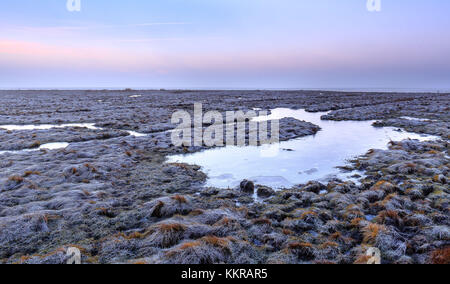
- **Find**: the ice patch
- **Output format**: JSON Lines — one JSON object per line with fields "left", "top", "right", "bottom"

{"left": 168, "top": 108, "right": 439, "bottom": 189}
{"left": 400, "top": 116, "right": 437, "bottom": 122}
{"left": 0, "top": 123, "right": 99, "bottom": 131}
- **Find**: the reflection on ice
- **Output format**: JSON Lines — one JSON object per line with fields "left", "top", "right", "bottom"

{"left": 126, "top": 130, "right": 147, "bottom": 137}
{"left": 400, "top": 116, "right": 436, "bottom": 122}
{"left": 167, "top": 108, "right": 439, "bottom": 189}
{"left": 0, "top": 123, "right": 148, "bottom": 137}
{"left": 0, "top": 142, "right": 69, "bottom": 156}
{"left": 0, "top": 123, "right": 99, "bottom": 131}
{"left": 39, "top": 142, "right": 69, "bottom": 150}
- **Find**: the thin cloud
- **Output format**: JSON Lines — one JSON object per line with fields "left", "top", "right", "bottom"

{"left": 9, "top": 22, "right": 189, "bottom": 33}
{"left": 113, "top": 36, "right": 225, "bottom": 43}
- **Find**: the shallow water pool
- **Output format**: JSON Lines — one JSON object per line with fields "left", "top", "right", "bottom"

{"left": 0, "top": 123, "right": 147, "bottom": 137}
{"left": 167, "top": 108, "right": 438, "bottom": 189}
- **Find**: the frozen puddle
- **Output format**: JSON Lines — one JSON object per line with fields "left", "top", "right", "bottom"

{"left": 0, "top": 123, "right": 99, "bottom": 131}
{"left": 39, "top": 142, "right": 70, "bottom": 150}
{"left": 167, "top": 108, "right": 438, "bottom": 189}
{"left": 126, "top": 130, "right": 147, "bottom": 137}
{"left": 0, "top": 123, "right": 147, "bottom": 156}
{"left": 0, "top": 123, "right": 147, "bottom": 137}
{"left": 400, "top": 116, "right": 437, "bottom": 122}
{"left": 0, "top": 142, "right": 69, "bottom": 155}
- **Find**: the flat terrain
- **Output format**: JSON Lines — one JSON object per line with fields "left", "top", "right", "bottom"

{"left": 0, "top": 90, "right": 448, "bottom": 264}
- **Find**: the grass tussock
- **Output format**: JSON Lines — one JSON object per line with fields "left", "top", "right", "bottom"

{"left": 23, "top": 171, "right": 41, "bottom": 177}
{"left": 288, "top": 242, "right": 315, "bottom": 260}
{"left": 329, "top": 232, "right": 342, "bottom": 240}
{"left": 282, "top": 229, "right": 294, "bottom": 235}
{"left": 171, "top": 195, "right": 187, "bottom": 204}
{"left": 350, "top": 218, "right": 365, "bottom": 228}
{"left": 159, "top": 223, "right": 187, "bottom": 233}
{"left": 376, "top": 210, "right": 401, "bottom": 225}
{"left": 168, "top": 163, "right": 192, "bottom": 171}
{"left": 150, "top": 201, "right": 165, "bottom": 218}
{"left": 371, "top": 180, "right": 395, "bottom": 191}
{"left": 300, "top": 211, "right": 318, "bottom": 219}
{"left": 288, "top": 242, "right": 313, "bottom": 249}
{"left": 354, "top": 254, "right": 371, "bottom": 264}
{"left": 178, "top": 241, "right": 202, "bottom": 250}
{"left": 252, "top": 218, "right": 272, "bottom": 225}
{"left": 201, "top": 235, "right": 231, "bottom": 249}
{"left": 30, "top": 141, "right": 41, "bottom": 148}
{"left": 84, "top": 163, "right": 97, "bottom": 173}
{"left": 429, "top": 247, "right": 450, "bottom": 264}
{"left": 8, "top": 176, "right": 24, "bottom": 183}
{"left": 319, "top": 241, "right": 339, "bottom": 249}
{"left": 189, "top": 209, "right": 204, "bottom": 216}
{"left": 362, "top": 223, "right": 386, "bottom": 245}
{"left": 96, "top": 207, "right": 116, "bottom": 218}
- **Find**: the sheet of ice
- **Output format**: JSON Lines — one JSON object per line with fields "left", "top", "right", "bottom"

{"left": 0, "top": 142, "right": 69, "bottom": 155}
{"left": 39, "top": 142, "right": 69, "bottom": 150}
{"left": 167, "top": 108, "right": 439, "bottom": 189}
{"left": 0, "top": 123, "right": 99, "bottom": 131}
{"left": 0, "top": 123, "right": 147, "bottom": 137}
{"left": 400, "top": 116, "right": 437, "bottom": 122}
{"left": 126, "top": 130, "right": 147, "bottom": 137}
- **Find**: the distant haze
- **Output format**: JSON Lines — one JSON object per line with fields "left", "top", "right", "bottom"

{"left": 1, "top": 0, "right": 449, "bottom": 90}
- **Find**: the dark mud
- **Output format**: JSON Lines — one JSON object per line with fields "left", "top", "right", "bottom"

{"left": 0, "top": 90, "right": 448, "bottom": 264}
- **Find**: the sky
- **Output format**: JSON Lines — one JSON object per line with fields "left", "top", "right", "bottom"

{"left": 0, "top": 0, "right": 449, "bottom": 90}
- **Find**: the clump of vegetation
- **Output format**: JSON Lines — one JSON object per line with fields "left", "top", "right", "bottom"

{"left": 299, "top": 211, "right": 318, "bottom": 220}
{"left": 288, "top": 242, "right": 315, "bottom": 260}
{"left": 147, "top": 196, "right": 193, "bottom": 218}
{"left": 354, "top": 254, "right": 372, "bottom": 264}
{"left": 350, "top": 218, "right": 365, "bottom": 228}
{"left": 159, "top": 223, "right": 187, "bottom": 233}
{"left": 371, "top": 180, "right": 396, "bottom": 193}
{"left": 164, "top": 236, "right": 233, "bottom": 264}
{"left": 172, "top": 195, "right": 187, "bottom": 204}
{"left": 168, "top": 163, "right": 193, "bottom": 171}
{"left": 201, "top": 235, "right": 231, "bottom": 251}
{"left": 150, "top": 201, "right": 165, "bottom": 218}
{"left": 252, "top": 218, "right": 272, "bottom": 225}
{"left": 30, "top": 141, "right": 41, "bottom": 148}
{"left": 8, "top": 176, "right": 24, "bottom": 183}
{"left": 189, "top": 209, "right": 205, "bottom": 216}
{"left": 120, "top": 231, "right": 149, "bottom": 240}
{"left": 318, "top": 241, "right": 339, "bottom": 249}
{"left": 282, "top": 229, "right": 294, "bottom": 235}
{"left": 362, "top": 223, "right": 386, "bottom": 245}
{"left": 429, "top": 247, "right": 450, "bottom": 264}
{"left": 23, "top": 171, "right": 41, "bottom": 177}
{"left": 84, "top": 163, "right": 97, "bottom": 173}
{"left": 147, "top": 222, "right": 187, "bottom": 248}
{"left": 96, "top": 207, "right": 116, "bottom": 218}
{"left": 376, "top": 210, "right": 403, "bottom": 227}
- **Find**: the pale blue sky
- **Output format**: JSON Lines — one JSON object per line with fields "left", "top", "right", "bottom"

{"left": 0, "top": 0, "right": 449, "bottom": 89}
